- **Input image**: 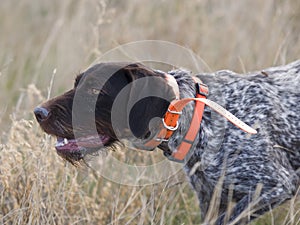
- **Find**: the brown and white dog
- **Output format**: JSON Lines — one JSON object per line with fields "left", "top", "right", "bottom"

{"left": 34, "top": 61, "right": 300, "bottom": 224}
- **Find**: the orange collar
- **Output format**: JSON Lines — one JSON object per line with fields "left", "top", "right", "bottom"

{"left": 144, "top": 76, "right": 208, "bottom": 162}
{"left": 144, "top": 74, "right": 257, "bottom": 163}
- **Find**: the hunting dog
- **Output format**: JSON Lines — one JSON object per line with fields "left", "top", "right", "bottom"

{"left": 34, "top": 61, "right": 300, "bottom": 224}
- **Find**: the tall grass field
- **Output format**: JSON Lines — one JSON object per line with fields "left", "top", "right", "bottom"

{"left": 1, "top": 0, "right": 300, "bottom": 224}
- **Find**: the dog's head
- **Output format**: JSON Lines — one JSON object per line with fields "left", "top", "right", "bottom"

{"left": 34, "top": 63, "right": 176, "bottom": 164}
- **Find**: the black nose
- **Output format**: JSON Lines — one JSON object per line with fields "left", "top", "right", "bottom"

{"left": 34, "top": 107, "right": 50, "bottom": 123}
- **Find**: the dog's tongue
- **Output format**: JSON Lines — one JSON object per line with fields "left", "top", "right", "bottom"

{"left": 55, "top": 135, "right": 110, "bottom": 151}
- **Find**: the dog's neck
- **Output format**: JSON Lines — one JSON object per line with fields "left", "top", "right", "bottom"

{"left": 159, "top": 69, "right": 252, "bottom": 164}
{"left": 160, "top": 69, "right": 209, "bottom": 161}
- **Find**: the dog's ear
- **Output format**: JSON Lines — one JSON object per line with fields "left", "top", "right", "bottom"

{"left": 113, "top": 63, "right": 176, "bottom": 140}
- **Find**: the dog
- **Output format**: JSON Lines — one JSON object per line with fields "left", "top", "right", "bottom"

{"left": 34, "top": 61, "right": 300, "bottom": 224}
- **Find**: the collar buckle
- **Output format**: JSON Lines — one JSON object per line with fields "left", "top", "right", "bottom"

{"left": 167, "top": 108, "right": 182, "bottom": 115}
{"left": 162, "top": 118, "right": 179, "bottom": 131}
{"left": 196, "top": 83, "right": 209, "bottom": 97}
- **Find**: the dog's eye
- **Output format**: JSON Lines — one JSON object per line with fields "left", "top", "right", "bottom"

{"left": 91, "top": 88, "right": 100, "bottom": 95}
{"left": 91, "top": 88, "right": 101, "bottom": 95}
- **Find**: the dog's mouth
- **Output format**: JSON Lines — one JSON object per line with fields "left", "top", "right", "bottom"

{"left": 55, "top": 134, "right": 111, "bottom": 165}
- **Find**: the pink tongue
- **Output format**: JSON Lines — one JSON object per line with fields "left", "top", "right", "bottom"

{"left": 56, "top": 135, "right": 109, "bottom": 151}
{"left": 76, "top": 135, "right": 109, "bottom": 147}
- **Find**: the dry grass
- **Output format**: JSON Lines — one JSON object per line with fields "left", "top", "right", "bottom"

{"left": 0, "top": 0, "right": 300, "bottom": 224}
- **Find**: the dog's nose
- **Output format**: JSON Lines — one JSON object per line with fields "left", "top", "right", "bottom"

{"left": 34, "top": 107, "right": 50, "bottom": 123}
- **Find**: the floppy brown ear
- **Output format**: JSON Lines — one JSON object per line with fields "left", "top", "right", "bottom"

{"left": 112, "top": 63, "right": 176, "bottom": 140}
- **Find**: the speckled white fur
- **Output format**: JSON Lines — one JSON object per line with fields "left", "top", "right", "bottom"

{"left": 167, "top": 60, "right": 300, "bottom": 224}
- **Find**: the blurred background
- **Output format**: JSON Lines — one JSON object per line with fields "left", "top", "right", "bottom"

{"left": 0, "top": 0, "right": 299, "bottom": 224}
